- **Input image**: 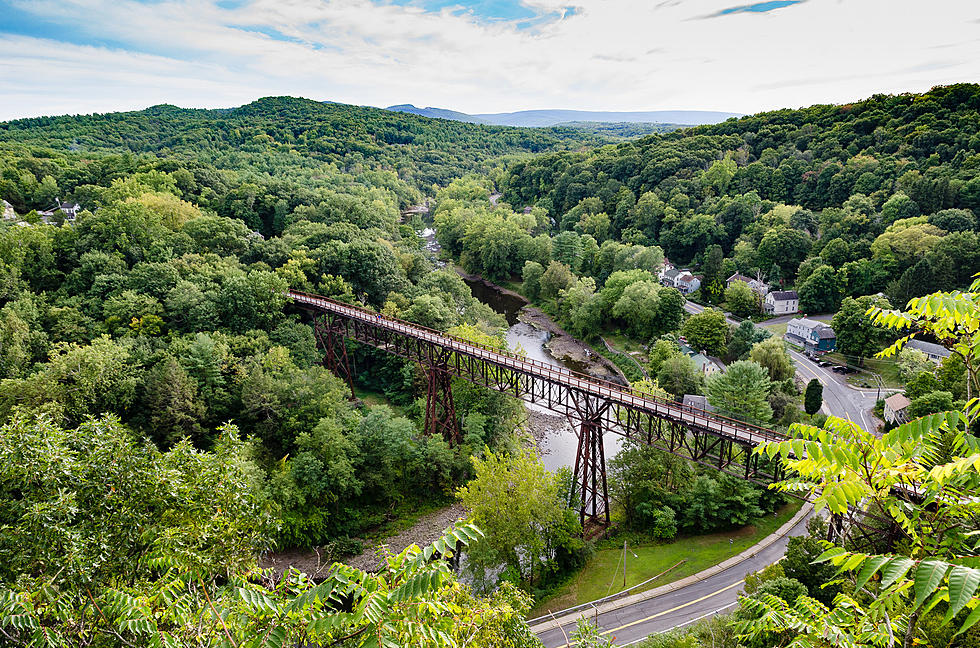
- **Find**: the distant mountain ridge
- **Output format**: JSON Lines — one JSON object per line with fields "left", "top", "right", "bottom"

{"left": 384, "top": 104, "right": 741, "bottom": 126}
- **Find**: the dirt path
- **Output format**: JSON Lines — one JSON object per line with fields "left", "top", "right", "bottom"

{"left": 261, "top": 503, "right": 468, "bottom": 578}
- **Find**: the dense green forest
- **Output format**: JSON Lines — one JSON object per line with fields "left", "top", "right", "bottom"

{"left": 0, "top": 95, "right": 642, "bottom": 218}
{"left": 1, "top": 87, "right": 980, "bottom": 647}
{"left": 499, "top": 83, "right": 980, "bottom": 307}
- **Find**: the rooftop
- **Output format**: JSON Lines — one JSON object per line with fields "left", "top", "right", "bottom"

{"left": 907, "top": 339, "right": 951, "bottom": 358}
{"left": 769, "top": 290, "right": 797, "bottom": 300}
{"left": 885, "top": 393, "right": 911, "bottom": 411}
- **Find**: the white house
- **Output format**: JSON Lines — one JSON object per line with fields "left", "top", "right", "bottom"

{"left": 659, "top": 266, "right": 680, "bottom": 287}
{"left": 726, "top": 272, "right": 769, "bottom": 297}
{"left": 907, "top": 339, "right": 951, "bottom": 364}
{"left": 39, "top": 199, "right": 81, "bottom": 223}
{"left": 884, "top": 393, "right": 911, "bottom": 425}
{"left": 674, "top": 271, "right": 701, "bottom": 294}
{"left": 765, "top": 290, "right": 799, "bottom": 315}
{"left": 658, "top": 264, "right": 701, "bottom": 294}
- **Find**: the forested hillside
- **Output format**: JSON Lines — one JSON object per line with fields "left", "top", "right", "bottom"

{"left": 501, "top": 83, "right": 980, "bottom": 306}
{"left": 0, "top": 95, "right": 636, "bottom": 211}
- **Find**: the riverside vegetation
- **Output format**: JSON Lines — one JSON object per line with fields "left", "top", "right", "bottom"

{"left": 0, "top": 86, "right": 979, "bottom": 647}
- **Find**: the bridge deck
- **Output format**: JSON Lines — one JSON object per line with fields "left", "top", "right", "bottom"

{"left": 289, "top": 290, "right": 782, "bottom": 448}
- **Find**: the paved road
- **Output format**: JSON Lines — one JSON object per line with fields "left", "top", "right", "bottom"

{"left": 536, "top": 510, "right": 813, "bottom": 647}
{"left": 682, "top": 302, "right": 881, "bottom": 432}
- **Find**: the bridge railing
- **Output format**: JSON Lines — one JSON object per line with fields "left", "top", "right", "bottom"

{"left": 287, "top": 290, "right": 784, "bottom": 445}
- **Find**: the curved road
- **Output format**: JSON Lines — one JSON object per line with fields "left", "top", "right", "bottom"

{"left": 536, "top": 510, "right": 813, "bottom": 646}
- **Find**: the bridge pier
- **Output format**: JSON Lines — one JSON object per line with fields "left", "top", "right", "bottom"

{"left": 571, "top": 416, "right": 609, "bottom": 529}
{"left": 424, "top": 360, "right": 460, "bottom": 445}
{"left": 312, "top": 314, "right": 355, "bottom": 397}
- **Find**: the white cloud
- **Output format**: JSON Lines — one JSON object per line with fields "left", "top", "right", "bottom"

{"left": 1, "top": 0, "right": 979, "bottom": 120}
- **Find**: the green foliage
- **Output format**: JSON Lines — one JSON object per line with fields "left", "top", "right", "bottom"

{"left": 0, "top": 521, "right": 529, "bottom": 648}
{"left": 725, "top": 280, "right": 760, "bottom": 317}
{"left": 0, "top": 414, "right": 270, "bottom": 590}
{"left": 457, "top": 447, "right": 565, "bottom": 587}
{"left": 705, "top": 360, "right": 773, "bottom": 424}
{"left": 831, "top": 295, "right": 893, "bottom": 363}
{"left": 804, "top": 378, "right": 823, "bottom": 416}
{"left": 749, "top": 336, "right": 795, "bottom": 382}
{"left": 682, "top": 308, "right": 730, "bottom": 357}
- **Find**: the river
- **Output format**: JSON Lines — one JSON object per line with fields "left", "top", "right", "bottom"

{"left": 421, "top": 228, "right": 622, "bottom": 472}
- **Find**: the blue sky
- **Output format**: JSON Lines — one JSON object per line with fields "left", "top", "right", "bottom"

{"left": 0, "top": 0, "right": 978, "bottom": 120}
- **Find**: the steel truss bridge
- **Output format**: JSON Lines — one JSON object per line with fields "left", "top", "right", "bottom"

{"left": 289, "top": 289, "right": 793, "bottom": 529}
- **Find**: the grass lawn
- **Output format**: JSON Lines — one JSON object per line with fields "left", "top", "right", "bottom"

{"left": 824, "top": 353, "right": 903, "bottom": 389}
{"left": 528, "top": 500, "right": 803, "bottom": 618}
{"left": 761, "top": 321, "right": 789, "bottom": 338}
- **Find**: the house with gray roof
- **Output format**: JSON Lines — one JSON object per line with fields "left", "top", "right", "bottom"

{"left": 907, "top": 339, "right": 951, "bottom": 364}
{"left": 765, "top": 290, "right": 799, "bottom": 315}
{"left": 785, "top": 317, "right": 836, "bottom": 355}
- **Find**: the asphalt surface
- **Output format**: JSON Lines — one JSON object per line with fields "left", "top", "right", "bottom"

{"left": 535, "top": 510, "right": 813, "bottom": 647}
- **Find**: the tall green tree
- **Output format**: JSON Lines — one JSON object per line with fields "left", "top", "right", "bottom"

{"left": 705, "top": 360, "right": 773, "bottom": 424}
{"left": 457, "top": 447, "right": 564, "bottom": 586}
{"left": 681, "top": 308, "right": 730, "bottom": 357}
{"left": 804, "top": 378, "right": 823, "bottom": 416}
{"left": 831, "top": 295, "right": 892, "bottom": 365}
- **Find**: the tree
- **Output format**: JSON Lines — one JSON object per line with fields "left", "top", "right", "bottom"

{"left": 141, "top": 357, "right": 206, "bottom": 448}
{"left": 701, "top": 244, "right": 724, "bottom": 303}
{"left": 681, "top": 308, "right": 729, "bottom": 357}
{"left": 705, "top": 360, "right": 773, "bottom": 424}
{"left": 522, "top": 260, "right": 545, "bottom": 299}
{"left": 656, "top": 354, "right": 703, "bottom": 399}
{"left": 870, "top": 274, "right": 980, "bottom": 401}
{"left": 539, "top": 260, "right": 575, "bottom": 302}
{"left": 725, "top": 280, "right": 760, "bottom": 318}
{"left": 756, "top": 227, "right": 811, "bottom": 279}
{"left": 727, "top": 320, "right": 771, "bottom": 362}
{"left": 749, "top": 336, "right": 795, "bottom": 382}
{"left": 831, "top": 295, "right": 892, "bottom": 365}
{"left": 457, "top": 446, "right": 563, "bottom": 586}
{"left": 750, "top": 409, "right": 980, "bottom": 647}
{"left": 804, "top": 378, "right": 823, "bottom": 416}
{"left": 797, "top": 265, "right": 843, "bottom": 314}
{"left": 907, "top": 390, "right": 954, "bottom": 418}
{"left": 896, "top": 346, "right": 932, "bottom": 382}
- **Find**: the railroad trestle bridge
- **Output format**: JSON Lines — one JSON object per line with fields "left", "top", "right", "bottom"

{"left": 290, "top": 289, "right": 790, "bottom": 529}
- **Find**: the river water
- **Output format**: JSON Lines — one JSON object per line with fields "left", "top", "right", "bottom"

{"left": 421, "top": 228, "right": 622, "bottom": 472}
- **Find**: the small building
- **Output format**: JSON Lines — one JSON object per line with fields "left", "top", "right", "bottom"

{"left": 765, "top": 290, "right": 799, "bottom": 315}
{"left": 884, "top": 393, "right": 911, "bottom": 425}
{"left": 39, "top": 199, "right": 81, "bottom": 223}
{"left": 659, "top": 265, "right": 680, "bottom": 287}
{"left": 683, "top": 394, "right": 715, "bottom": 412}
{"left": 674, "top": 271, "right": 701, "bottom": 295}
{"left": 691, "top": 352, "right": 723, "bottom": 375}
{"left": 726, "top": 272, "right": 769, "bottom": 297}
{"left": 907, "top": 339, "right": 951, "bottom": 364}
{"left": 785, "top": 318, "right": 837, "bottom": 355}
